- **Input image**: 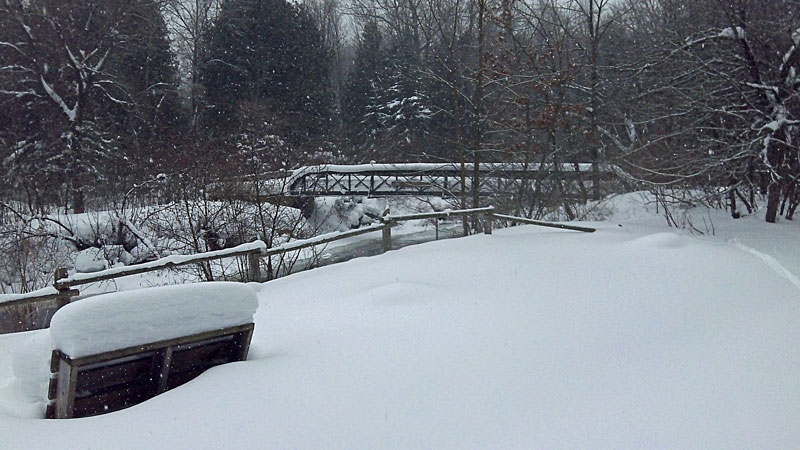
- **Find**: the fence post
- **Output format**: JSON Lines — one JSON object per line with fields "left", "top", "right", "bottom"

{"left": 49, "top": 268, "right": 79, "bottom": 327}
{"left": 54, "top": 268, "right": 75, "bottom": 307}
{"left": 435, "top": 217, "right": 439, "bottom": 240}
{"left": 484, "top": 207, "right": 494, "bottom": 235}
{"left": 247, "top": 252, "right": 261, "bottom": 282}
{"left": 381, "top": 222, "right": 393, "bottom": 253}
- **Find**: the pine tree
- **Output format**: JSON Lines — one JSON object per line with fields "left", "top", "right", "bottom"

{"left": 343, "top": 23, "right": 431, "bottom": 161}
{"left": 199, "top": 0, "right": 332, "bottom": 169}
{"left": 370, "top": 33, "right": 432, "bottom": 161}
{"left": 342, "top": 21, "right": 386, "bottom": 155}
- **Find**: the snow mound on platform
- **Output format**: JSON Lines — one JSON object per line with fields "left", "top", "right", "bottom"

{"left": 50, "top": 282, "right": 258, "bottom": 358}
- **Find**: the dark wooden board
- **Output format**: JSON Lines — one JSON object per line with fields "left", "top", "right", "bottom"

{"left": 72, "top": 380, "right": 155, "bottom": 417}
{"left": 47, "top": 323, "right": 255, "bottom": 419}
{"left": 75, "top": 353, "right": 156, "bottom": 393}
{"left": 169, "top": 339, "right": 235, "bottom": 372}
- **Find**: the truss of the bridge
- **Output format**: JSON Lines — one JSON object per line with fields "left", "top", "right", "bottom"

{"left": 280, "top": 162, "right": 616, "bottom": 198}
{"left": 211, "top": 162, "right": 621, "bottom": 202}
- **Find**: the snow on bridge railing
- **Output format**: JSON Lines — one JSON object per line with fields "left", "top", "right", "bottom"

{"left": 209, "top": 162, "right": 624, "bottom": 199}
{"left": 289, "top": 161, "right": 607, "bottom": 178}
{"left": 283, "top": 162, "right": 606, "bottom": 185}
{"left": 287, "top": 162, "right": 601, "bottom": 177}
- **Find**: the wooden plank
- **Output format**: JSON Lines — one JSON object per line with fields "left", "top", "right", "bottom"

{"left": 247, "top": 252, "right": 261, "bottom": 282}
{"left": 50, "top": 350, "right": 61, "bottom": 373}
{"left": 165, "top": 366, "right": 210, "bottom": 390}
{"left": 166, "top": 339, "right": 243, "bottom": 391}
{"left": 489, "top": 213, "right": 596, "bottom": 233}
{"left": 383, "top": 206, "right": 495, "bottom": 222}
{"left": 47, "top": 376, "right": 58, "bottom": 401}
{"left": 45, "top": 402, "right": 55, "bottom": 419}
{"left": 62, "top": 323, "right": 255, "bottom": 367}
{"left": 233, "top": 327, "right": 254, "bottom": 362}
{"left": 169, "top": 336, "right": 236, "bottom": 371}
{"left": 56, "top": 249, "right": 261, "bottom": 289}
{"left": 0, "top": 293, "right": 77, "bottom": 334}
{"left": 71, "top": 380, "right": 154, "bottom": 418}
{"left": 154, "top": 347, "right": 174, "bottom": 394}
{"left": 260, "top": 224, "right": 387, "bottom": 258}
{"left": 54, "top": 353, "right": 78, "bottom": 419}
{"left": 0, "top": 292, "right": 63, "bottom": 309}
{"left": 382, "top": 224, "right": 392, "bottom": 252}
{"left": 75, "top": 353, "right": 155, "bottom": 393}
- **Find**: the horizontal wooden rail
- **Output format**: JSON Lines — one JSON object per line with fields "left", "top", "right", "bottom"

{"left": 260, "top": 223, "right": 388, "bottom": 257}
{"left": 489, "top": 213, "right": 596, "bottom": 233}
{"left": 0, "top": 287, "right": 61, "bottom": 309}
{"left": 382, "top": 206, "right": 495, "bottom": 223}
{"left": 55, "top": 241, "right": 267, "bottom": 289}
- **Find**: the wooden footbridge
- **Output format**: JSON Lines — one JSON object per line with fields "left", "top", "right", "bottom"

{"left": 211, "top": 162, "right": 618, "bottom": 211}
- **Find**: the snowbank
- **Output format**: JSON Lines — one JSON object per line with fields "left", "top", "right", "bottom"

{"left": 1, "top": 197, "right": 799, "bottom": 449}
{"left": 49, "top": 282, "right": 258, "bottom": 358}
{"left": 0, "top": 332, "right": 50, "bottom": 418}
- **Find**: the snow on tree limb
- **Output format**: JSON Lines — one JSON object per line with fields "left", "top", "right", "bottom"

{"left": 39, "top": 75, "right": 77, "bottom": 122}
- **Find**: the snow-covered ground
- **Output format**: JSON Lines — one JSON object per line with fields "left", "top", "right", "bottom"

{"left": 0, "top": 193, "right": 798, "bottom": 449}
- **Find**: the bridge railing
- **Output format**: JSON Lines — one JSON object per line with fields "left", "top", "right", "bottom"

{"left": 283, "top": 162, "right": 615, "bottom": 198}
{"left": 1, "top": 206, "right": 594, "bottom": 334}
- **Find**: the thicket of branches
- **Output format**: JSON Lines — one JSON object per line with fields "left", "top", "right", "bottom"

{"left": 1, "top": 0, "right": 798, "bottom": 222}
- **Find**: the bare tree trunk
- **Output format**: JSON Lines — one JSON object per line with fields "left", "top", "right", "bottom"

{"left": 728, "top": 188, "right": 739, "bottom": 219}
{"left": 471, "top": 0, "right": 486, "bottom": 213}
{"left": 766, "top": 183, "right": 781, "bottom": 223}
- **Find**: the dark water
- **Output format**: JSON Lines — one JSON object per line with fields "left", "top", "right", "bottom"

{"left": 288, "top": 223, "right": 466, "bottom": 273}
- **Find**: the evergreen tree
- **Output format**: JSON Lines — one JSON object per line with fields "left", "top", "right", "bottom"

{"left": 343, "top": 22, "right": 431, "bottom": 161}
{"left": 200, "top": 0, "right": 332, "bottom": 169}
{"left": 343, "top": 21, "right": 387, "bottom": 155}
{"left": 369, "top": 34, "right": 432, "bottom": 161}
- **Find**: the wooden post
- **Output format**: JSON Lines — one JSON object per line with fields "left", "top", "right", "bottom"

{"left": 484, "top": 212, "right": 493, "bottom": 235}
{"left": 53, "top": 268, "right": 69, "bottom": 298}
{"left": 435, "top": 217, "right": 439, "bottom": 240}
{"left": 247, "top": 252, "right": 261, "bottom": 282}
{"left": 48, "top": 268, "right": 79, "bottom": 328}
{"left": 49, "top": 350, "right": 78, "bottom": 419}
{"left": 154, "top": 347, "right": 174, "bottom": 394}
{"left": 381, "top": 223, "right": 393, "bottom": 253}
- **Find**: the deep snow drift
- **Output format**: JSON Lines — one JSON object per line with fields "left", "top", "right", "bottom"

{"left": 0, "top": 194, "right": 798, "bottom": 449}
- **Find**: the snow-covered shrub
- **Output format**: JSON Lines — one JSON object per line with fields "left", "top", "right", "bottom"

{"left": 0, "top": 222, "right": 73, "bottom": 293}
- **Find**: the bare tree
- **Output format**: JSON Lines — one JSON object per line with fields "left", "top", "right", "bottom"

{"left": 163, "top": 0, "right": 220, "bottom": 128}
{"left": 614, "top": 0, "right": 800, "bottom": 222}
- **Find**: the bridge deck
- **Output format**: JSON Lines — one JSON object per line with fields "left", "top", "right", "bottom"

{"left": 209, "top": 162, "right": 618, "bottom": 201}
{"left": 285, "top": 163, "right": 612, "bottom": 197}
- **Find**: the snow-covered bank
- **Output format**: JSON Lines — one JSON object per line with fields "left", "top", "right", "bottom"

{"left": 0, "top": 199, "right": 798, "bottom": 448}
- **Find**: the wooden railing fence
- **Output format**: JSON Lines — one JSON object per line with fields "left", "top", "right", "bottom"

{"left": 0, "top": 206, "right": 594, "bottom": 333}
